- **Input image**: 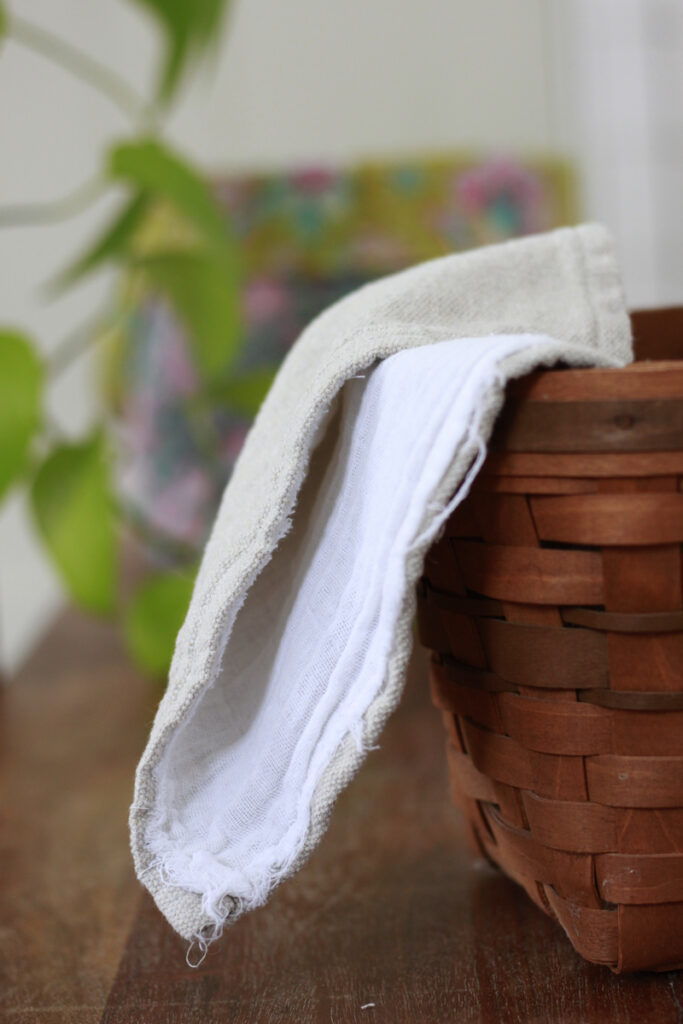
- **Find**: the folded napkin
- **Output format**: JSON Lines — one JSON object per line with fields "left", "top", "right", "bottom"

{"left": 130, "top": 224, "right": 632, "bottom": 955}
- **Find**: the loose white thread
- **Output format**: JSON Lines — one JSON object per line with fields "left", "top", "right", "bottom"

{"left": 186, "top": 936, "right": 209, "bottom": 968}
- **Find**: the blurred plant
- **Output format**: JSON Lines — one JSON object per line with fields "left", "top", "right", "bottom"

{"left": 0, "top": 0, "right": 250, "bottom": 679}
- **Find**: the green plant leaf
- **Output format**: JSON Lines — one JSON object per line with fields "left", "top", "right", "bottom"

{"left": 137, "top": 249, "right": 242, "bottom": 380}
{"left": 0, "top": 3, "right": 7, "bottom": 40}
{"left": 0, "top": 330, "right": 43, "bottom": 500}
{"left": 53, "top": 192, "right": 149, "bottom": 289}
{"left": 212, "top": 367, "right": 276, "bottom": 418}
{"left": 128, "top": 0, "right": 230, "bottom": 101}
{"left": 31, "top": 433, "right": 117, "bottom": 614}
{"left": 109, "top": 138, "right": 228, "bottom": 253}
{"left": 124, "top": 569, "right": 195, "bottom": 677}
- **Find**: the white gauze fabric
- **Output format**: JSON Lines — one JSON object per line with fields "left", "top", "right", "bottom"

{"left": 131, "top": 224, "right": 633, "bottom": 952}
{"left": 152, "top": 335, "right": 543, "bottom": 924}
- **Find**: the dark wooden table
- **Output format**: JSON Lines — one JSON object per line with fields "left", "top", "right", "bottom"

{"left": 2, "top": 611, "right": 682, "bottom": 1023}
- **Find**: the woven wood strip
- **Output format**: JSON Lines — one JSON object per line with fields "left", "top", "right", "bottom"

{"left": 586, "top": 755, "right": 683, "bottom": 808}
{"left": 446, "top": 746, "right": 498, "bottom": 804}
{"left": 521, "top": 792, "right": 616, "bottom": 853}
{"left": 453, "top": 540, "right": 604, "bottom": 605}
{"left": 442, "top": 500, "right": 481, "bottom": 539}
{"left": 469, "top": 473, "right": 564, "bottom": 629}
{"left": 435, "top": 657, "right": 519, "bottom": 694}
{"left": 491, "top": 780, "right": 528, "bottom": 829}
{"left": 451, "top": 492, "right": 539, "bottom": 545}
{"left": 478, "top": 831, "right": 551, "bottom": 913}
{"left": 561, "top": 607, "right": 683, "bottom": 633}
{"left": 430, "top": 667, "right": 499, "bottom": 724}
{"left": 415, "top": 591, "right": 450, "bottom": 653}
{"left": 497, "top": 692, "right": 610, "bottom": 756}
{"left": 477, "top": 618, "right": 609, "bottom": 689}
{"left": 481, "top": 805, "right": 602, "bottom": 907}
{"left": 481, "top": 802, "right": 602, "bottom": 909}
{"left": 433, "top": 667, "right": 683, "bottom": 757}
{"left": 490, "top": 398, "right": 683, "bottom": 453}
{"left": 523, "top": 801, "right": 683, "bottom": 856}
{"left": 436, "top": 652, "right": 612, "bottom": 698}
{"left": 440, "top": 708, "right": 464, "bottom": 750}
{"left": 433, "top": 671, "right": 609, "bottom": 755}
{"left": 618, "top": 903, "right": 683, "bottom": 972}
{"left": 419, "top": 582, "right": 504, "bottom": 619}
{"left": 504, "top": 360, "right": 683, "bottom": 402}
{"left": 530, "top": 492, "right": 683, "bottom": 545}
{"left": 430, "top": 634, "right": 683, "bottom": 708}
{"left": 601, "top": 541, "right": 683, "bottom": 706}
{"left": 501, "top": 603, "right": 563, "bottom": 628}
{"left": 605, "top": 633, "right": 683, "bottom": 692}
{"left": 543, "top": 889, "right": 619, "bottom": 966}
{"left": 615, "top": 808, "right": 683, "bottom": 854}
{"left": 631, "top": 305, "right": 683, "bottom": 360}
{"left": 610, "top": 710, "right": 683, "bottom": 755}
{"left": 482, "top": 450, "right": 683, "bottom": 479}
{"left": 422, "top": 536, "right": 464, "bottom": 591}
{"left": 595, "top": 853, "right": 683, "bottom": 904}
{"left": 459, "top": 723, "right": 588, "bottom": 802}
{"left": 597, "top": 475, "right": 679, "bottom": 494}
{"left": 579, "top": 689, "right": 683, "bottom": 711}
{"left": 601, "top": 539, "right": 682, "bottom": 613}
{"left": 473, "top": 474, "right": 599, "bottom": 495}
{"left": 440, "top": 611, "right": 488, "bottom": 668}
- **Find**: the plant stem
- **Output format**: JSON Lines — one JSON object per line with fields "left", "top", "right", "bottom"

{"left": 9, "top": 14, "right": 154, "bottom": 125}
{"left": 0, "top": 174, "right": 107, "bottom": 227}
{"left": 49, "top": 309, "right": 126, "bottom": 380}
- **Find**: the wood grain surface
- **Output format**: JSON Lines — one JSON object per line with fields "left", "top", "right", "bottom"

{"left": 0, "top": 611, "right": 155, "bottom": 1024}
{"left": 2, "top": 613, "right": 682, "bottom": 1023}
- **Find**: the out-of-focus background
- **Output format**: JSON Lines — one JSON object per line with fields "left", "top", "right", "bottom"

{"left": 1, "top": 0, "right": 681, "bottom": 676}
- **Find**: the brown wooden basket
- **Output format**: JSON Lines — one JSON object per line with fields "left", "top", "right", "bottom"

{"left": 416, "top": 306, "right": 683, "bottom": 973}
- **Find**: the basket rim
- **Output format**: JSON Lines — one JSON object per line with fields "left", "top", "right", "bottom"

{"left": 505, "top": 304, "right": 683, "bottom": 399}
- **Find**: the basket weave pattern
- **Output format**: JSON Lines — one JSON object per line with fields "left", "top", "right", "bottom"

{"left": 417, "top": 310, "right": 683, "bottom": 973}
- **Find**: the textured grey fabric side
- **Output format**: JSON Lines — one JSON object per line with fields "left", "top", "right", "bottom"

{"left": 130, "top": 223, "right": 632, "bottom": 941}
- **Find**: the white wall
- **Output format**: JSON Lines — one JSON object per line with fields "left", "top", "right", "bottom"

{"left": 169, "top": 0, "right": 554, "bottom": 166}
{"left": 547, "top": 0, "right": 683, "bottom": 307}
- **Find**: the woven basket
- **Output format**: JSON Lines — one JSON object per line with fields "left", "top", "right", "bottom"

{"left": 417, "top": 306, "right": 683, "bottom": 973}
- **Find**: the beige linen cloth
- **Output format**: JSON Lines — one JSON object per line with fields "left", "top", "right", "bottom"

{"left": 130, "top": 224, "right": 632, "bottom": 956}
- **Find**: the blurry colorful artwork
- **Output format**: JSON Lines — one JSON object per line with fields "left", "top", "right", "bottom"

{"left": 114, "top": 154, "right": 575, "bottom": 559}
